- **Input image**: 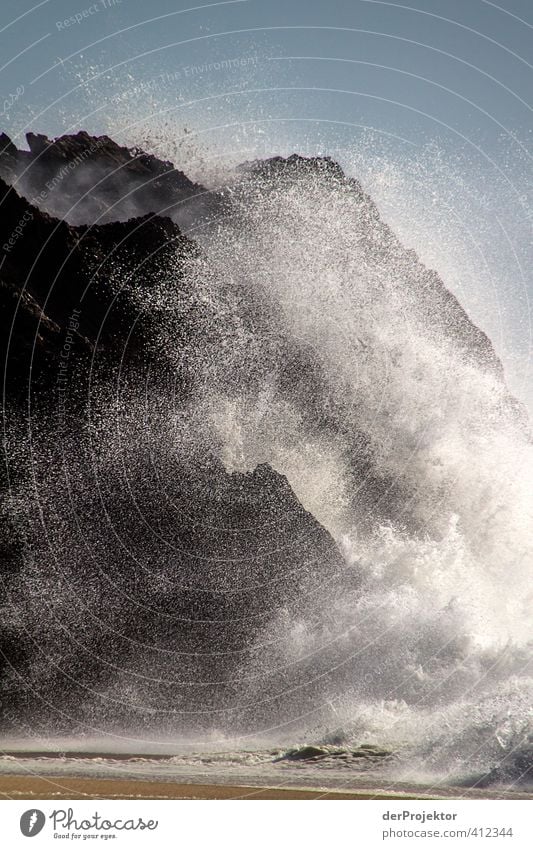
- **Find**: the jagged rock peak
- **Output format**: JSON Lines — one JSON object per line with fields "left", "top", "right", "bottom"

{"left": 240, "top": 152, "right": 347, "bottom": 180}
{"left": 0, "top": 130, "right": 210, "bottom": 227}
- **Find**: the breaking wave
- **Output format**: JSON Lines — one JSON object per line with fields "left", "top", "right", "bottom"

{"left": 2, "top": 150, "right": 532, "bottom": 787}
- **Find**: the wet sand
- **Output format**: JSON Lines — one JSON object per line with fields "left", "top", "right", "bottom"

{"left": 0, "top": 774, "right": 423, "bottom": 800}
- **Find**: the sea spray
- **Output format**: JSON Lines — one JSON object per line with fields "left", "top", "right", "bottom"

{"left": 1, "top": 152, "right": 531, "bottom": 784}
{"left": 186, "top": 157, "right": 532, "bottom": 777}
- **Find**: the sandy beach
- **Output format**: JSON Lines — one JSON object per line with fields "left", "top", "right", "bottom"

{"left": 0, "top": 774, "right": 426, "bottom": 800}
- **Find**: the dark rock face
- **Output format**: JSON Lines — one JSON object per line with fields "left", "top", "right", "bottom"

{"left": 0, "top": 176, "right": 198, "bottom": 401}
{"left": 0, "top": 168, "right": 347, "bottom": 732}
{"left": 0, "top": 131, "right": 517, "bottom": 734}
{"left": 0, "top": 130, "right": 217, "bottom": 230}
{"left": 3, "top": 444, "right": 346, "bottom": 730}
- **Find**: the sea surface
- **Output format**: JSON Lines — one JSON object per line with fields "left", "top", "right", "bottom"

{"left": 1, "top": 738, "right": 531, "bottom": 799}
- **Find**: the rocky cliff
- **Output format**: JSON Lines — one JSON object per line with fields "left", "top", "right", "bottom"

{"left": 0, "top": 131, "right": 515, "bottom": 732}
{"left": 0, "top": 130, "right": 216, "bottom": 230}
{"left": 0, "top": 168, "right": 347, "bottom": 730}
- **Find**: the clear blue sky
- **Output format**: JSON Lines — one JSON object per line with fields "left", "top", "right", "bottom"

{"left": 1, "top": 0, "right": 531, "bottom": 147}
{"left": 1, "top": 0, "right": 532, "bottom": 408}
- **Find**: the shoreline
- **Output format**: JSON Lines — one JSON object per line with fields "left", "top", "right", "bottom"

{"left": 0, "top": 774, "right": 439, "bottom": 800}
{"left": 1, "top": 750, "right": 530, "bottom": 801}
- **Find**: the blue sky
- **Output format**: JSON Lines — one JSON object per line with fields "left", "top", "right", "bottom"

{"left": 2, "top": 0, "right": 532, "bottom": 150}
{"left": 1, "top": 0, "right": 532, "bottom": 407}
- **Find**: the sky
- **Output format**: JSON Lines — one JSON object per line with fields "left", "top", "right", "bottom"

{"left": 1, "top": 0, "right": 532, "bottom": 408}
